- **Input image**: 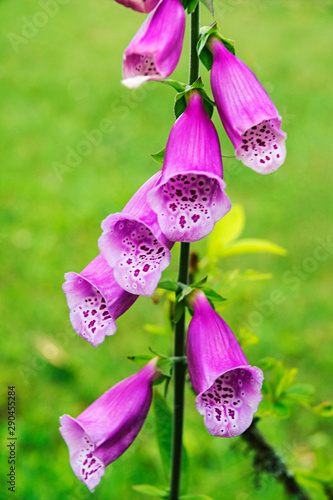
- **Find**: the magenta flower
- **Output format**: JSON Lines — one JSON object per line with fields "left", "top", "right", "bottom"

{"left": 99, "top": 172, "right": 173, "bottom": 297}
{"left": 209, "top": 36, "right": 287, "bottom": 175}
{"left": 187, "top": 291, "right": 263, "bottom": 438}
{"left": 114, "top": 0, "right": 159, "bottom": 14}
{"left": 147, "top": 91, "right": 231, "bottom": 242}
{"left": 59, "top": 359, "right": 158, "bottom": 491}
{"left": 63, "top": 254, "right": 138, "bottom": 347}
{"left": 122, "top": 0, "right": 185, "bottom": 89}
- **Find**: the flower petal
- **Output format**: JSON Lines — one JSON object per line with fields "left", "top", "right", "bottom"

{"left": 196, "top": 366, "right": 263, "bottom": 438}
{"left": 210, "top": 37, "right": 287, "bottom": 174}
{"left": 147, "top": 91, "right": 231, "bottom": 242}
{"left": 63, "top": 255, "right": 138, "bottom": 346}
{"left": 122, "top": 0, "right": 185, "bottom": 87}
{"left": 60, "top": 360, "right": 158, "bottom": 490}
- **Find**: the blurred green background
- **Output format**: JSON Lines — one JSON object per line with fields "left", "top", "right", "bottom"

{"left": 1, "top": 0, "right": 333, "bottom": 498}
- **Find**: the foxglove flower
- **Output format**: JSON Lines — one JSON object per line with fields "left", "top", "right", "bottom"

{"left": 122, "top": 0, "right": 185, "bottom": 89}
{"left": 60, "top": 359, "right": 158, "bottom": 491}
{"left": 187, "top": 290, "right": 263, "bottom": 437}
{"left": 209, "top": 36, "right": 287, "bottom": 175}
{"left": 99, "top": 172, "right": 173, "bottom": 297}
{"left": 114, "top": 0, "right": 159, "bottom": 14}
{"left": 147, "top": 91, "right": 231, "bottom": 242}
{"left": 63, "top": 254, "right": 138, "bottom": 347}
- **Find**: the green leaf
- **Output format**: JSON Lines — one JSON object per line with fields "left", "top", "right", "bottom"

{"left": 160, "top": 79, "right": 187, "bottom": 92}
{"left": 174, "top": 299, "right": 185, "bottom": 323}
{"left": 207, "top": 204, "right": 245, "bottom": 259}
{"left": 198, "top": 47, "right": 213, "bottom": 72}
{"left": 258, "top": 357, "right": 277, "bottom": 370}
{"left": 151, "top": 147, "right": 166, "bottom": 165}
{"left": 127, "top": 354, "right": 153, "bottom": 365}
{"left": 197, "top": 24, "right": 235, "bottom": 70}
{"left": 156, "top": 358, "right": 173, "bottom": 378}
{"left": 199, "top": 0, "right": 214, "bottom": 15}
{"left": 187, "top": 0, "right": 199, "bottom": 13}
{"left": 217, "top": 238, "right": 287, "bottom": 257}
{"left": 191, "top": 276, "right": 208, "bottom": 287}
{"left": 190, "top": 77, "right": 205, "bottom": 90}
{"left": 202, "top": 94, "right": 214, "bottom": 119}
{"left": 197, "top": 286, "right": 226, "bottom": 303}
{"left": 285, "top": 384, "right": 315, "bottom": 400}
{"left": 177, "top": 285, "right": 194, "bottom": 303}
{"left": 153, "top": 391, "right": 173, "bottom": 481}
{"left": 132, "top": 484, "right": 168, "bottom": 498}
{"left": 238, "top": 269, "right": 273, "bottom": 281}
{"left": 311, "top": 402, "right": 333, "bottom": 417}
{"left": 144, "top": 324, "right": 168, "bottom": 336}
{"left": 274, "top": 365, "right": 298, "bottom": 399}
{"left": 256, "top": 399, "right": 290, "bottom": 419}
{"left": 272, "top": 402, "right": 290, "bottom": 419}
{"left": 158, "top": 279, "right": 179, "bottom": 292}
{"left": 174, "top": 93, "right": 187, "bottom": 119}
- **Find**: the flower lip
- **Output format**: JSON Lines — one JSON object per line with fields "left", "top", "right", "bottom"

{"left": 122, "top": 0, "right": 185, "bottom": 88}
{"left": 195, "top": 365, "right": 264, "bottom": 438}
{"left": 114, "top": 0, "right": 160, "bottom": 14}
{"left": 235, "top": 118, "right": 287, "bottom": 175}
{"left": 147, "top": 91, "right": 231, "bottom": 242}
{"left": 99, "top": 213, "right": 172, "bottom": 297}
{"left": 59, "top": 415, "right": 105, "bottom": 492}
{"left": 187, "top": 290, "right": 264, "bottom": 437}
{"left": 63, "top": 271, "right": 117, "bottom": 347}
{"left": 122, "top": 54, "right": 162, "bottom": 89}
{"left": 147, "top": 170, "right": 231, "bottom": 242}
{"left": 62, "top": 255, "right": 138, "bottom": 347}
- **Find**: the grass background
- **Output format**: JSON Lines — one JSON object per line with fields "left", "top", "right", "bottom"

{"left": 0, "top": 0, "right": 332, "bottom": 498}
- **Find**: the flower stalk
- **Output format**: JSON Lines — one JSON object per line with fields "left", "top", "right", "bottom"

{"left": 170, "top": 4, "right": 200, "bottom": 499}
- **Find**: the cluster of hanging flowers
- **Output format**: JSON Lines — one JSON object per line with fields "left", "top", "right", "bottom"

{"left": 60, "top": 0, "right": 287, "bottom": 492}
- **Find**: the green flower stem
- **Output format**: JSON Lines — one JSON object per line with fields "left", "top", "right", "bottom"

{"left": 170, "top": 243, "right": 190, "bottom": 500}
{"left": 189, "top": 4, "right": 200, "bottom": 85}
{"left": 170, "top": 5, "right": 200, "bottom": 499}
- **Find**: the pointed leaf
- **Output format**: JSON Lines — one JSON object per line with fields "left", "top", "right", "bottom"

{"left": 285, "top": 384, "right": 315, "bottom": 400}
{"left": 197, "top": 286, "right": 226, "bottom": 303}
{"left": 174, "top": 299, "right": 186, "bottom": 323}
{"left": 218, "top": 238, "right": 287, "bottom": 258}
{"left": 151, "top": 148, "right": 166, "bottom": 165}
{"left": 132, "top": 484, "right": 169, "bottom": 498}
{"left": 175, "top": 93, "right": 187, "bottom": 119}
{"left": 160, "top": 79, "right": 187, "bottom": 92}
{"left": 158, "top": 279, "right": 179, "bottom": 292}
{"left": 178, "top": 285, "right": 194, "bottom": 302}
{"left": 199, "top": 0, "right": 214, "bottom": 15}
{"left": 156, "top": 358, "right": 173, "bottom": 378}
{"left": 154, "top": 391, "right": 172, "bottom": 481}
{"left": 311, "top": 402, "right": 333, "bottom": 417}
{"left": 191, "top": 276, "right": 208, "bottom": 287}
{"left": 144, "top": 324, "right": 168, "bottom": 336}
{"left": 127, "top": 354, "right": 154, "bottom": 365}
{"left": 272, "top": 402, "right": 290, "bottom": 419}
{"left": 187, "top": 0, "right": 199, "bottom": 13}
{"left": 198, "top": 24, "right": 235, "bottom": 70}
